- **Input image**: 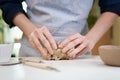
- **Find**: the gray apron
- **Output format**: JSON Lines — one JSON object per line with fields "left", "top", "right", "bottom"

{"left": 19, "top": 0, "right": 93, "bottom": 57}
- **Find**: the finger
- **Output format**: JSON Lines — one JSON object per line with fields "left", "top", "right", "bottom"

{"left": 59, "top": 33, "right": 81, "bottom": 48}
{"left": 37, "top": 31, "right": 53, "bottom": 55}
{"left": 41, "top": 26, "right": 57, "bottom": 49}
{"left": 31, "top": 34, "right": 47, "bottom": 56}
{"left": 68, "top": 41, "right": 88, "bottom": 58}
{"left": 67, "top": 48, "right": 74, "bottom": 54}
{"left": 75, "top": 47, "right": 90, "bottom": 58}
{"left": 28, "top": 33, "right": 35, "bottom": 47}
{"left": 42, "top": 48, "right": 48, "bottom": 58}
{"left": 29, "top": 37, "right": 36, "bottom": 48}
{"left": 62, "top": 37, "right": 84, "bottom": 53}
{"left": 28, "top": 33, "right": 38, "bottom": 50}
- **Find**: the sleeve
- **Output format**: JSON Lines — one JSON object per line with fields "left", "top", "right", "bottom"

{"left": 0, "top": 0, "right": 26, "bottom": 28}
{"left": 99, "top": 0, "right": 120, "bottom": 16}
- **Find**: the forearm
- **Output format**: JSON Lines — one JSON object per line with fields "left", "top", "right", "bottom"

{"left": 13, "top": 12, "right": 37, "bottom": 37}
{"left": 86, "top": 12, "right": 118, "bottom": 45}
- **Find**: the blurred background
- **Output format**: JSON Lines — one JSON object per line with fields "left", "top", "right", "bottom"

{"left": 0, "top": 1, "right": 120, "bottom": 57}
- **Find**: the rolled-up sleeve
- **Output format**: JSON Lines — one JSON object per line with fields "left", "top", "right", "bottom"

{"left": 99, "top": 0, "right": 120, "bottom": 16}
{"left": 0, "top": 0, "right": 26, "bottom": 28}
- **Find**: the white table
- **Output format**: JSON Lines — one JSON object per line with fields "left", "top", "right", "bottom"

{"left": 0, "top": 56, "right": 120, "bottom": 80}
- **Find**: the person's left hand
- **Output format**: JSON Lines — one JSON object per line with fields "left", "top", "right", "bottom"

{"left": 58, "top": 33, "right": 95, "bottom": 58}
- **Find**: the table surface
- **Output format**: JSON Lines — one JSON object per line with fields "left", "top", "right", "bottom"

{"left": 0, "top": 56, "right": 120, "bottom": 80}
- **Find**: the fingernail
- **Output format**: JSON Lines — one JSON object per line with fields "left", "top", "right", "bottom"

{"left": 69, "top": 53, "right": 75, "bottom": 58}
{"left": 41, "top": 53, "right": 47, "bottom": 57}
{"left": 50, "top": 50, "right": 53, "bottom": 55}
{"left": 59, "top": 45, "right": 62, "bottom": 48}
{"left": 43, "top": 51, "right": 47, "bottom": 56}
{"left": 62, "top": 49, "right": 66, "bottom": 54}
{"left": 54, "top": 45, "right": 57, "bottom": 49}
{"left": 43, "top": 48, "right": 48, "bottom": 56}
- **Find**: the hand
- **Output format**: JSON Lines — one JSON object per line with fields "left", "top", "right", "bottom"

{"left": 28, "top": 26, "right": 57, "bottom": 56}
{"left": 59, "top": 33, "right": 95, "bottom": 58}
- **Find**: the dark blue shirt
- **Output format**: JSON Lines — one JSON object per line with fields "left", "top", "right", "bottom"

{"left": 0, "top": 0, "right": 120, "bottom": 27}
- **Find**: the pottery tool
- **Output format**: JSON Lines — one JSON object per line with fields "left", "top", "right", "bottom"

{"left": 19, "top": 57, "right": 43, "bottom": 63}
{"left": 21, "top": 61, "right": 60, "bottom": 72}
{"left": 19, "top": 57, "right": 60, "bottom": 72}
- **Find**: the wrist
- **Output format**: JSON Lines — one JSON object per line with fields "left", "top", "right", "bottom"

{"left": 85, "top": 35, "right": 97, "bottom": 49}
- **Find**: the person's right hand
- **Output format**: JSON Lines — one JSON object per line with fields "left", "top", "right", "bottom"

{"left": 28, "top": 26, "right": 57, "bottom": 57}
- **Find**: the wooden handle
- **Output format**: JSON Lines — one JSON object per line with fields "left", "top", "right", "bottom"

{"left": 24, "top": 62, "right": 49, "bottom": 70}
{"left": 19, "top": 57, "right": 43, "bottom": 63}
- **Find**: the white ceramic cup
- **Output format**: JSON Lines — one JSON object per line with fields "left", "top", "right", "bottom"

{"left": 0, "top": 44, "right": 14, "bottom": 63}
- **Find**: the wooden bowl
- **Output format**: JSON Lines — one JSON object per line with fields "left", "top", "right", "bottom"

{"left": 99, "top": 45, "right": 120, "bottom": 66}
